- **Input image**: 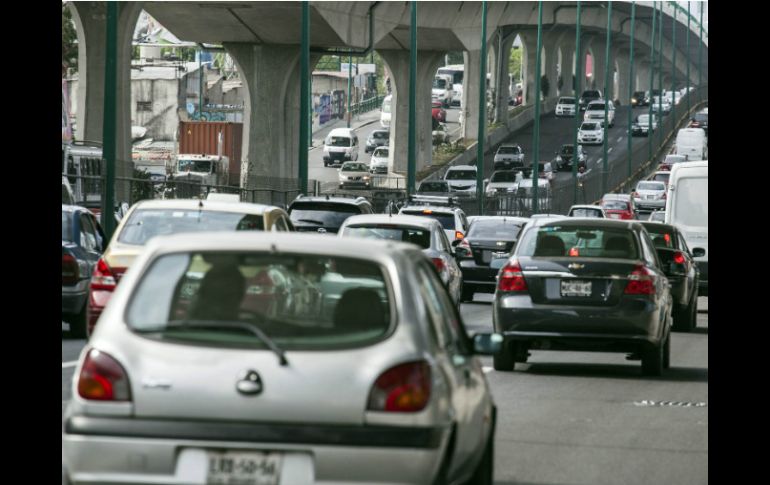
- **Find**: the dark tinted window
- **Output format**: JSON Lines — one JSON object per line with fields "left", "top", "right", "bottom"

{"left": 560, "top": 145, "right": 574, "bottom": 155}
{"left": 401, "top": 210, "right": 456, "bottom": 230}
{"left": 372, "top": 131, "right": 389, "bottom": 139}
{"left": 491, "top": 171, "right": 518, "bottom": 182}
{"left": 497, "top": 146, "right": 520, "bottom": 154}
{"left": 418, "top": 182, "right": 449, "bottom": 192}
{"left": 343, "top": 225, "right": 432, "bottom": 249}
{"left": 558, "top": 98, "right": 576, "bottom": 105}
{"left": 642, "top": 225, "right": 679, "bottom": 249}
{"left": 468, "top": 220, "right": 523, "bottom": 239}
{"left": 517, "top": 225, "right": 640, "bottom": 259}
{"left": 118, "top": 209, "right": 265, "bottom": 245}
{"left": 289, "top": 202, "right": 360, "bottom": 230}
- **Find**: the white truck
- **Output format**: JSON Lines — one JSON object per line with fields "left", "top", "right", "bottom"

{"left": 675, "top": 128, "right": 708, "bottom": 161}
{"left": 172, "top": 154, "right": 230, "bottom": 188}
{"left": 432, "top": 74, "right": 454, "bottom": 108}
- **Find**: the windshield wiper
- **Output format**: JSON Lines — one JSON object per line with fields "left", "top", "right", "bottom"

{"left": 136, "top": 320, "right": 289, "bottom": 366}
{"left": 295, "top": 218, "right": 324, "bottom": 225}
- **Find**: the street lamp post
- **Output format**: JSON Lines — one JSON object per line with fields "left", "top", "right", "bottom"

{"left": 627, "top": 2, "right": 635, "bottom": 183}
{"left": 573, "top": 1, "right": 582, "bottom": 205}
{"left": 531, "top": 1, "right": 544, "bottom": 213}
{"left": 476, "top": 0, "right": 487, "bottom": 215}
{"left": 602, "top": 1, "right": 612, "bottom": 195}
{"left": 648, "top": 1, "right": 657, "bottom": 161}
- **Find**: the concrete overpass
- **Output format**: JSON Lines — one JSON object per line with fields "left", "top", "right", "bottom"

{"left": 67, "top": 1, "right": 708, "bottom": 193}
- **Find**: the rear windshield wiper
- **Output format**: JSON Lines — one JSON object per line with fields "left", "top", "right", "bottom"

{"left": 295, "top": 218, "right": 324, "bottom": 225}
{"left": 136, "top": 320, "right": 289, "bottom": 366}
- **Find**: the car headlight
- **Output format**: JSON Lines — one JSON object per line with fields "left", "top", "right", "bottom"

{"left": 363, "top": 176, "right": 371, "bottom": 181}
{"left": 556, "top": 156, "right": 562, "bottom": 162}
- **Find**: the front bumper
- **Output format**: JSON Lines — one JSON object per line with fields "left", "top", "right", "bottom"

{"left": 63, "top": 416, "right": 447, "bottom": 485}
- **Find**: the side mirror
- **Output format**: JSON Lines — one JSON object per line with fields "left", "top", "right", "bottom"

{"left": 472, "top": 333, "right": 504, "bottom": 355}
{"left": 451, "top": 239, "right": 462, "bottom": 248}
{"left": 692, "top": 247, "right": 706, "bottom": 258}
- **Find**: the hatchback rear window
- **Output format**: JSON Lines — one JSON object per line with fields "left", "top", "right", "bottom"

{"left": 491, "top": 171, "right": 518, "bottom": 182}
{"left": 517, "top": 226, "right": 639, "bottom": 259}
{"left": 126, "top": 252, "right": 392, "bottom": 350}
{"left": 418, "top": 182, "right": 448, "bottom": 192}
{"left": 289, "top": 203, "right": 360, "bottom": 230}
{"left": 118, "top": 209, "right": 265, "bottom": 245}
{"left": 497, "top": 146, "right": 520, "bottom": 154}
{"left": 468, "top": 220, "right": 522, "bottom": 239}
{"left": 602, "top": 201, "right": 629, "bottom": 211}
{"left": 372, "top": 131, "right": 388, "bottom": 139}
{"left": 558, "top": 98, "right": 575, "bottom": 105}
{"left": 570, "top": 208, "right": 603, "bottom": 218}
{"left": 401, "top": 210, "right": 456, "bottom": 230}
{"left": 642, "top": 226, "right": 678, "bottom": 249}
{"left": 343, "top": 225, "right": 431, "bottom": 249}
{"left": 637, "top": 182, "right": 665, "bottom": 191}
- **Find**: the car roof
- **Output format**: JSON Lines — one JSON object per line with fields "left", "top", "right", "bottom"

{"left": 499, "top": 143, "right": 521, "bottom": 148}
{"left": 540, "top": 218, "right": 639, "bottom": 229}
{"left": 602, "top": 193, "right": 632, "bottom": 201}
{"left": 291, "top": 195, "right": 371, "bottom": 207}
{"left": 130, "top": 199, "right": 275, "bottom": 214}
{"left": 447, "top": 165, "right": 477, "bottom": 171}
{"left": 329, "top": 128, "right": 355, "bottom": 136}
{"left": 469, "top": 216, "right": 529, "bottom": 224}
{"left": 400, "top": 205, "right": 458, "bottom": 215}
{"left": 342, "top": 214, "right": 441, "bottom": 229}
{"left": 569, "top": 204, "right": 603, "bottom": 210}
{"left": 61, "top": 204, "right": 95, "bottom": 215}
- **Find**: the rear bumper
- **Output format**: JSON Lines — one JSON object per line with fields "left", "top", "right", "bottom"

{"left": 633, "top": 198, "right": 665, "bottom": 209}
{"left": 62, "top": 283, "right": 88, "bottom": 315}
{"left": 63, "top": 416, "right": 448, "bottom": 485}
{"left": 459, "top": 261, "right": 498, "bottom": 290}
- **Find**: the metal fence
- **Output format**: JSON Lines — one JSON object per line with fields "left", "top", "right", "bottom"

{"left": 350, "top": 95, "right": 385, "bottom": 116}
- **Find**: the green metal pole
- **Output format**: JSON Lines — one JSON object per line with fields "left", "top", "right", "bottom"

{"left": 573, "top": 1, "right": 582, "bottom": 205}
{"left": 407, "top": 1, "right": 417, "bottom": 194}
{"left": 627, "top": 2, "right": 635, "bottom": 182}
{"left": 648, "top": 1, "right": 656, "bottom": 161}
{"left": 101, "top": 2, "right": 117, "bottom": 239}
{"left": 686, "top": 1, "right": 690, "bottom": 114}
{"left": 658, "top": 5, "right": 663, "bottom": 148}
{"left": 476, "top": 0, "right": 488, "bottom": 215}
{"left": 347, "top": 54, "right": 352, "bottom": 128}
{"left": 532, "top": 1, "right": 543, "bottom": 213}
{"left": 199, "top": 48, "right": 204, "bottom": 120}
{"left": 671, "top": 5, "right": 676, "bottom": 124}
{"left": 299, "top": 1, "right": 309, "bottom": 194}
{"left": 699, "top": 5, "right": 703, "bottom": 99}
{"left": 602, "top": 1, "right": 612, "bottom": 196}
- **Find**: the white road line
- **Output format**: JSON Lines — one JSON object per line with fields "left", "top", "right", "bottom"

{"left": 482, "top": 366, "right": 493, "bottom": 373}
{"left": 608, "top": 147, "right": 613, "bottom": 153}
{"left": 62, "top": 361, "right": 78, "bottom": 369}
{"left": 596, "top": 158, "right": 602, "bottom": 165}
{"left": 617, "top": 137, "right": 623, "bottom": 143}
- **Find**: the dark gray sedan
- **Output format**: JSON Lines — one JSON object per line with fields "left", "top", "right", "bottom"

{"left": 492, "top": 218, "right": 673, "bottom": 376}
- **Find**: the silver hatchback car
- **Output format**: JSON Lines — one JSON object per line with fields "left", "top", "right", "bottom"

{"left": 63, "top": 232, "right": 500, "bottom": 485}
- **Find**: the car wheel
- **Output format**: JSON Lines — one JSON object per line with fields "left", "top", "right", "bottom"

{"left": 67, "top": 305, "right": 88, "bottom": 339}
{"left": 641, "top": 342, "right": 663, "bottom": 376}
{"left": 461, "top": 285, "right": 475, "bottom": 303}
{"left": 493, "top": 340, "right": 515, "bottom": 371}
{"left": 663, "top": 332, "right": 671, "bottom": 369}
{"left": 673, "top": 292, "right": 696, "bottom": 332}
{"left": 464, "top": 423, "right": 494, "bottom": 485}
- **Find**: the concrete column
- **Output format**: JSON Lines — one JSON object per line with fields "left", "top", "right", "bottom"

{"left": 70, "top": 1, "right": 142, "bottom": 201}
{"left": 379, "top": 50, "right": 444, "bottom": 174}
{"left": 521, "top": 35, "right": 537, "bottom": 105}
{"left": 543, "top": 40, "right": 559, "bottom": 101}
{"left": 462, "top": 49, "right": 483, "bottom": 141}
{"left": 559, "top": 43, "right": 575, "bottom": 97}
{"left": 590, "top": 42, "right": 606, "bottom": 93}
{"left": 615, "top": 54, "right": 631, "bottom": 104}
{"left": 494, "top": 35, "right": 515, "bottom": 123}
{"left": 226, "top": 43, "right": 321, "bottom": 186}
{"left": 636, "top": 62, "right": 650, "bottom": 91}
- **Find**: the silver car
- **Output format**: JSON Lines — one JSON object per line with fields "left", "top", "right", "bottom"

{"left": 339, "top": 214, "right": 463, "bottom": 305}
{"left": 633, "top": 180, "right": 667, "bottom": 210}
{"left": 63, "top": 232, "right": 499, "bottom": 485}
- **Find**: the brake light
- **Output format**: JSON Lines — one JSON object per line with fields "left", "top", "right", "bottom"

{"left": 62, "top": 253, "right": 79, "bottom": 286}
{"left": 569, "top": 247, "right": 580, "bottom": 257}
{"left": 664, "top": 233, "right": 671, "bottom": 244}
{"left": 498, "top": 259, "right": 528, "bottom": 292}
{"left": 673, "top": 251, "right": 686, "bottom": 265}
{"left": 431, "top": 257, "right": 446, "bottom": 275}
{"left": 367, "top": 361, "right": 431, "bottom": 412}
{"left": 91, "top": 258, "right": 117, "bottom": 291}
{"left": 624, "top": 264, "right": 655, "bottom": 295}
{"left": 455, "top": 231, "right": 464, "bottom": 240}
{"left": 77, "top": 349, "right": 132, "bottom": 401}
{"left": 422, "top": 209, "right": 433, "bottom": 214}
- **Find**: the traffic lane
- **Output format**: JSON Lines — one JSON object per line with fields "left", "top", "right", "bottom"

{"left": 461, "top": 296, "right": 708, "bottom": 485}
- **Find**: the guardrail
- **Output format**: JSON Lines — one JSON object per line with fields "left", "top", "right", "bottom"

{"left": 350, "top": 95, "right": 385, "bottom": 116}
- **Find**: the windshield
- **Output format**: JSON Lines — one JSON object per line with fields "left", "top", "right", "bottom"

{"left": 326, "top": 136, "right": 351, "bottom": 147}
{"left": 118, "top": 209, "right": 264, "bottom": 245}
{"left": 126, "top": 252, "right": 391, "bottom": 350}
{"left": 289, "top": 203, "right": 360, "bottom": 230}
{"left": 602, "top": 201, "right": 629, "bottom": 211}
{"left": 401, "top": 210, "right": 455, "bottom": 230}
{"left": 62, "top": 210, "right": 73, "bottom": 241}
{"left": 653, "top": 173, "right": 670, "bottom": 183}
{"left": 178, "top": 159, "right": 213, "bottom": 173}
{"left": 581, "top": 91, "right": 600, "bottom": 98}
{"left": 587, "top": 102, "right": 606, "bottom": 110}
{"left": 418, "top": 182, "right": 448, "bottom": 192}
{"left": 382, "top": 98, "right": 391, "bottom": 114}
{"left": 570, "top": 208, "right": 603, "bottom": 218}
{"left": 491, "top": 171, "right": 518, "bottom": 182}
{"left": 342, "top": 163, "right": 368, "bottom": 172}
{"left": 373, "top": 147, "right": 389, "bottom": 158}
{"left": 446, "top": 170, "right": 476, "bottom": 180}
{"left": 558, "top": 98, "right": 576, "bottom": 105}
{"left": 637, "top": 182, "right": 666, "bottom": 191}
{"left": 674, "top": 177, "right": 708, "bottom": 227}
{"left": 581, "top": 123, "right": 599, "bottom": 131}
{"left": 343, "top": 225, "right": 431, "bottom": 249}
{"left": 497, "top": 146, "right": 520, "bottom": 154}
{"left": 560, "top": 145, "right": 574, "bottom": 155}
{"left": 433, "top": 78, "right": 447, "bottom": 89}
{"left": 517, "top": 225, "right": 639, "bottom": 259}
{"left": 642, "top": 225, "right": 678, "bottom": 249}
{"left": 468, "top": 220, "right": 522, "bottom": 239}
{"left": 694, "top": 113, "right": 708, "bottom": 123}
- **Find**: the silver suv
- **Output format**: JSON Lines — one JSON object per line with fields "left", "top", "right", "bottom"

{"left": 63, "top": 232, "right": 500, "bottom": 484}
{"left": 399, "top": 195, "right": 471, "bottom": 242}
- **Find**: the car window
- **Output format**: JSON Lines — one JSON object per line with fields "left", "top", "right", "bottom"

{"left": 459, "top": 213, "right": 469, "bottom": 232}
{"left": 118, "top": 209, "right": 265, "bottom": 245}
{"left": 400, "top": 210, "right": 456, "bottom": 230}
{"left": 637, "top": 182, "right": 666, "bottom": 191}
{"left": 62, "top": 210, "right": 74, "bottom": 242}
{"left": 570, "top": 208, "right": 603, "bottom": 218}
{"left": 79, "top": 213, "right": 98, "bottom": 251}
{"left": 467, "top": 220, "right": 523, "bottom": 239}
{"left": 639, "top": 231, "right": 661, "bottom": 268}
{"left": 446, "top": 170, "right": 476, "bottom": 180}
{"left": 127, "top": 252, "right": 392, "bottom": 350}
{"left": 602, "top": 201, "right": 629, "bottom": 211}
{"left": 289, "top": 202, "right": 360, "bottom": 229}
{"left": 643, "top": 225, "right": 678, "bottom": 249}
{"left": 343, "top": 225, "right": 432, "bottom": 249}
{"left": 326, "top": 136, "right": 351, "bottom": 147}
{"left": 437, "top": 227, "right": 452, "bottom": 252}
{"left": 272, "top": 216, "right": 289, "bottom": 232}
{"left": 516, "top": 225, "right": 640, "bottom": 259}
{"left": 415, "top": 262, "right": 470, "bottom": 355}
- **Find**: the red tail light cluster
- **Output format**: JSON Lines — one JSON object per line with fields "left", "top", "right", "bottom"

{"left": 367, "top": 361, "right": 431, "bottom": 412}
{"left": 673, "top": 251, "right": 686, "bottom": 265}
{"left": 498, "top": 259, "right": 528, "bottom": 292}
{"left": 624, "top": 264, "right": 655, "bottom": 295}
{"left": 62, "top": 254, "right": 79, "bottom": 286}
{"left": 431, "top": 257, "right": 446, "bottom": 276}
{"left": 455, "top": 239, "right": 472, "bottom": 258}
{"left": 91, "top": 258, "right": 117, "bottom": 291}
{"left": 77, "top": 349, "right": 132, "bottom": 401}
{"left": 454, "top": 231, "right": 464, "bottom": 240}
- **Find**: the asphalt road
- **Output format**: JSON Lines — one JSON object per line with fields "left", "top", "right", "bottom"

{"left": 62, "top": 294, "right": 708, "bottom": 484}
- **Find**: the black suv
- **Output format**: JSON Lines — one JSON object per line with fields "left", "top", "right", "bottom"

{"left": 631, "top": 91, "right": 648, "bottom": 107}
{"left": 288, "top": 195, "right": 373, "bottom": 234}
{"left": 578, "top": 90, "right": 602, "bottom": 111}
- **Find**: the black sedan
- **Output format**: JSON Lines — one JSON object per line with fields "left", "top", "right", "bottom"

{"left": 640, "top": 222, "right": 703, "bottom": 332}
{"left": 62, "top": 204, "right": 105, "bottom": 338}
{"left": 454, "top": 216, "right": 529, "bottom": 302}
{"left": 492, "top": 218, "right": 673, "bottom": 376}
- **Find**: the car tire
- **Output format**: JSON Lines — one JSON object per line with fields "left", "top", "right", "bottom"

{"left": 673, "top": 292, "right": 697, "bottom": 332}
{"left": 663, "top": 332, "right": 671, "bottom": 369}
{"left": 641, "top": 342, "right": 664, "bottom": 376}
{"left": 464, "top": 423, "right": 494, "bottom": 485}
{"left": 67, "top": 305, "right": 88, "bottom": 339}
{"left": 461, "top": 285, "right": 475, "bottom": 303}
{"left": 493, "top": 341, "right": 515, "bottom": 371}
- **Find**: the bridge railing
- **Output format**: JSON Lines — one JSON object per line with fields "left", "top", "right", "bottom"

{"left": 350, "top": 95, "right": 385, "bottom": 116}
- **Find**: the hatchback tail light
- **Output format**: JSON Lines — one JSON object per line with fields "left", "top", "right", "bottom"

{"left": 498, "top": 259, "right": 528, "bottom": 292}
{"left": 91, "top": 258, "right": 117, "bottom": 291}
{"left": 624, "top": 264, "right": 655, "bottom": 295}
{"left": 455, "top": 231, "right": 464, "bottom": 240}
{"left": 77, "top": 349, "right": 132, "bottom": 401}
{"left": 673, "top": 251, "right": 686, "bottom": 265}
{"left": 431, "top": 257, "right": 446, "bottom": 276}
{"left": 367, "top": 361, "right": 431, "bottom": 412}
{"left": 62, "top": 253, "right": 79, "bottom": 286}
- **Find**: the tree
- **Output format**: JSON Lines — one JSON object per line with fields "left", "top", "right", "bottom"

{"left": 62, "top": 6, "right": 78, "bottom": 73}
{"left": 508, "top": 48, "right": 522, "bottom": 84}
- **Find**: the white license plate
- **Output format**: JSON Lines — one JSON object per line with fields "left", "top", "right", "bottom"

{"left": 206, "top": 451, "right": 282, "bottom": 485}
{"left": 561, "top": 280, "right": 592, "bottom": 297}
{"left": 646, "top": 195, "right": 655, "bottom": 200}
{"left": 608, "top": 213, "right": 620, "bottom": 219}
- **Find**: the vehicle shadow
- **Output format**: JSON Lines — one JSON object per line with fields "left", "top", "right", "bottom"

{"left": 521, "top": 362, "right": 708, "bottom": 383}
{"left": 689, "top": 327, "right": 709, "bottom": 335}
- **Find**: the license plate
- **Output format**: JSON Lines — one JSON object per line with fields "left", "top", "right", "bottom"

{"left": 206, "top": 451, "right": 282, "bottom": 485}
{"left": 646, "top": 195, "right": 655, "bottom": 200}
{"left": 482, "top": 250, "right": 491, "bottom": 263}
{"left": 492, "top": 251, "right": 508, "bottom": 259}
{"left": 608, "top": 213, "right": 620, "bottom": 219}
{"left": 561, "top": 280, "right": 592, "bottom": 297}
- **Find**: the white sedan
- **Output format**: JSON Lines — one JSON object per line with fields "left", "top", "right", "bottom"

{"left": 578, "top": 121, "right": 604, "bottom": 145}
{"left": 370, "top": 147, "right": 389, "bottom": 174}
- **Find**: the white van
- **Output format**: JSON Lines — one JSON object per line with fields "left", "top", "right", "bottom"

{"left": 675, "top": 128, "right": 707, "bottom": 161}
{"left": 665, "top": 160, "right": 708, "bottom": 296}
{"left": 380, "top": 94, "right": 392, "bottom": 128}
{"left": 323, "top": 127, "right": 359, "bottom": 167}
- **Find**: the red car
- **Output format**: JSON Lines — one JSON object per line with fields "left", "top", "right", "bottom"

{"left": 600, "top": 194, "right": 636, "bottom": 220}
{"left": 432, "top": 101, "right": 447, "bottom": 123}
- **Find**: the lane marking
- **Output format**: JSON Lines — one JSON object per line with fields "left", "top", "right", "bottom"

{"left": 608, "top": 148, "right": 613, "bottom": 153}
{"left": 617, "top": 136, "right": 623, "bottom": 143}
{"left": 483, "top": 366, "right": 493, "bottom": 373}
{"left": 62, "top": 361, "right": 78, "bottom": 369}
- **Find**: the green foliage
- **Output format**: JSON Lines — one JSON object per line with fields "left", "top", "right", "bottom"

{"left": 62, "top": 6, "right": 78, "bottom": 72}
{"left": 509, "top": 48, "right": 522, "bottom": 82}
